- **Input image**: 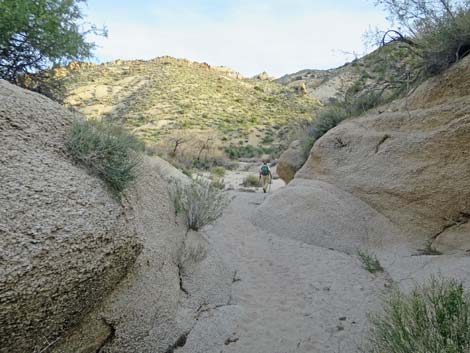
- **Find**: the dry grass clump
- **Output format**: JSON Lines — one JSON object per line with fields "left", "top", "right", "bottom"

{"left": 242, "top": 175, "right": 261, "bottom": 187}
{"left": 169, "top": 178, "right": 230, "bottom": 231}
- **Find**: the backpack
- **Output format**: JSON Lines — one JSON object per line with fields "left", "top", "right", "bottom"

{"left": 260, "top": 165, "right": 270, "bottom": 176}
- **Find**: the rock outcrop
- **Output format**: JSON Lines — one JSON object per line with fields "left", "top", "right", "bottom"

{"left": 276, "top": 140, "right": 306, "bottom": 183}
{"left": 0, "top": 80, "right": 141, "bottom": 353}
{"left": 48, "top": 156, "right": 232, "bottom": 353}
{"left": 254, "top": 56, "right": 470, "bottom": 296}
{"left": 253, "top": 71, "right": 274, "bottom": 81}
{"left": 252, "top": 179, "right": 403, "bottom": 254}
{"left": 288, "top": 80, "right": 308, "bottom": 95}
{"left": 296, "top": 56, "right": 470, "bottom": 248}
{"left": 0, "top": 80, "right": 233, "bottom": 353}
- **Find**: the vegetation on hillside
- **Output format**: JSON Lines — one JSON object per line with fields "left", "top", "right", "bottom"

{"left": 35, "top": 57, "right": 319, "bottom": 163}
{"left": 66, "top": 119, "right": 143, "bottom": 196}
{"left": 0, "top": 0, "right": 105, "bottom": 82}
{"left": 365, "top": 278, "right": 470, "bottom": 353}
{"left": 290, "top": 0, "right": 470, "bottom": 166}
{"left": 371, "top": 0, "right": 470, "bottom": 84}
{"left": 292, "top": 90, "right": 386, "bottom": 159}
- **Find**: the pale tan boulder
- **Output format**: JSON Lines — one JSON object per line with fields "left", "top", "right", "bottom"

{"left": 296, "top": 56, "right": 470, "bottom": 249}
{"left": 0, "top": 80, "right": 141, "bottom": 353}
{"left": 276, "top": 140, "right": 306, "bottom": 183}
{"left": 252, "top": 179, "right": 404, "bottom": 254}
{"left": 432, "top": 222, "right": 470, "bottom": 255}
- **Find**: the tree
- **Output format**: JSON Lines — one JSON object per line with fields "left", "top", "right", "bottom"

{"left": 168, "top": 135, "right": 188, "bottom": 156}
{"left": 0, "top": 0, "right": 106, "bottom": 82}
{"left": 374, "top": 0, "right": 470, "bottom": 76}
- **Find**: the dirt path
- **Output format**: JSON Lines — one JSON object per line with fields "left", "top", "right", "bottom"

{"left": 177, "top": 191, "right": 388, "bottom": 353}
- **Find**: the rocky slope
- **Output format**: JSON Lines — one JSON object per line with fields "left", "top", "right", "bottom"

{"left": 28, "top": 57, "right": 319, "bottom": 158}
{"left": 276, "top": 43, "right": 413, "bottom": 104}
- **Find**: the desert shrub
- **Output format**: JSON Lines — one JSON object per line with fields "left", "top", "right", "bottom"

{"left": 225, "top": 144, "right": 281, "bottom": 160}
{"left": 169, "top": 178, "right": 230, "bottom": 231}
{"left": 346, "top": 91, "right": 384, "bottom": 116}
{"left": 242, "top": 174, "right": 261, "bottom": 187}
{"left": 375, "top": 0, "right": 470, "bottom": 77}
{"left": 261, "top": 134, "right": 275, "bottom": 144}
{"left": 225, "top": 144, "right": 257, "bottom": 159}
{"left": 65, "top": 119, "right": 143, "bottom": 195}
{"left": 292, "top": 88, "right": 386, "bottom": 162}
{"left": 210, "top": 178, "right": 225, "bottom": 190}
{"left": 358, "top": 249, "right": 384, "bottom": 273}
{"left": 312, "top": 107, "right": 350, "bottom": 139}
{"left": 365, "top": 277, "right": 470, "bottom": 353}
{"left": 211, "top": 166, "right": 226, "bottom": 178}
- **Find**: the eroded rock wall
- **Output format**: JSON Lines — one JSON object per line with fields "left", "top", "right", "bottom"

{"left": 296, "top": 57, "right": 470, "bottom": 245}
{"left": 0, "top": 80, "right": 141, "bottom": 353}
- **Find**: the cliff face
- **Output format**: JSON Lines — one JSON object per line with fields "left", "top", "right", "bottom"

{"left": 296, "top": 56, "right": 470, "bottom": 250}
{"left": 0, "top": 80, "right": 142, "bottom": 353}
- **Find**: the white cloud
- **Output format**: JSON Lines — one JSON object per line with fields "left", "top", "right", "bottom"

{"left": 90, "top": 7, "right": 388, "bottom": 77}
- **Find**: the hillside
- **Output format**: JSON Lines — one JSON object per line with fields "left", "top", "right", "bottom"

{"left": 276, "top": 43, "right": 414, "bottom": 104}
{"left": 35, "top": 57, "right": 319, "bottom": 160}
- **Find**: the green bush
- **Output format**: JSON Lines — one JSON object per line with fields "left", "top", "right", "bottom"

{"left": 210, "top": 166, "right": 226, "bottom": 178}
{"left": 292, "top": 89, "right": 386, "bottom": 161}
{"left": 169, "top": 178, "right": 230, "bottom": 231}
{"left": 224, "top": 144, "right": 281, "bottom": 160}
{"left": 0, "top": 0, "right": 106, "bottom": 82}
{"left": 358, "top": 249, "right": 384, "bottom": 274}
{"left": 312, "top": 107, "right": 350, "bottom": 139}
{"left": 242, "top": 175, "right": 261, "bottom": 187}
{"left": 376, "top": 0, "right": 470, "bottom": 77}
{"left": 365, "top": 277, "right": 470, "bottom": 353}
{"left": 65, "top": 119, "right": 143, "bottom": 195}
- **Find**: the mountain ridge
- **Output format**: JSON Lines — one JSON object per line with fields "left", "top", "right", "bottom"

{"left": 32, "top": 56, "right": 320, "bottom": 161}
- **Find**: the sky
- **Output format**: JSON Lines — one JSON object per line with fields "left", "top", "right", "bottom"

{"left": 83, "top": 0, "right": 389, "bottom": 77}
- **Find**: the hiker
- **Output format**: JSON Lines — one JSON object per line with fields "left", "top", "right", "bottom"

{"left": 259, "top": 161, "right": 272, "bottom": 193}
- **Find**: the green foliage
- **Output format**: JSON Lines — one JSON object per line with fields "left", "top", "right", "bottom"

{"left": 34, "top": 56, "right": 319, "bottom": 157}
{"left": 242, "top": 175, "right": 261, "bottom": 187}
{"left": 357, "top": 249, "right": 384, "bottom": 274}
{"left": 169, "top": 178, "right": 230, "bottom": 231}
{"left": 225, "top": 144, "right": 281, "bottom": 160}
{"left": 365, "top": 277, "right": 470, "bottom": 353}
{"left": 210, "top": 178, "right": 225, "bottom": 190}
{"left": 261, "top": 134, "right": 275, "bottom": 144}
{"left": 210, "top": 166, "right": 226, "bottom": 178}
{"left": 293, "top": 89, "right": 386, "bottom": 161}
{"left": 375, "top": 0, "right": 470, "bottom": 78}
{"left": 65, "top": 119, "right": 143, "bottom": 195}
{"left": 0, "top": 0, "right": 106, "bottom": 81}
{"left": 312, "top": 107, "right": 351, "bottom": 139}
